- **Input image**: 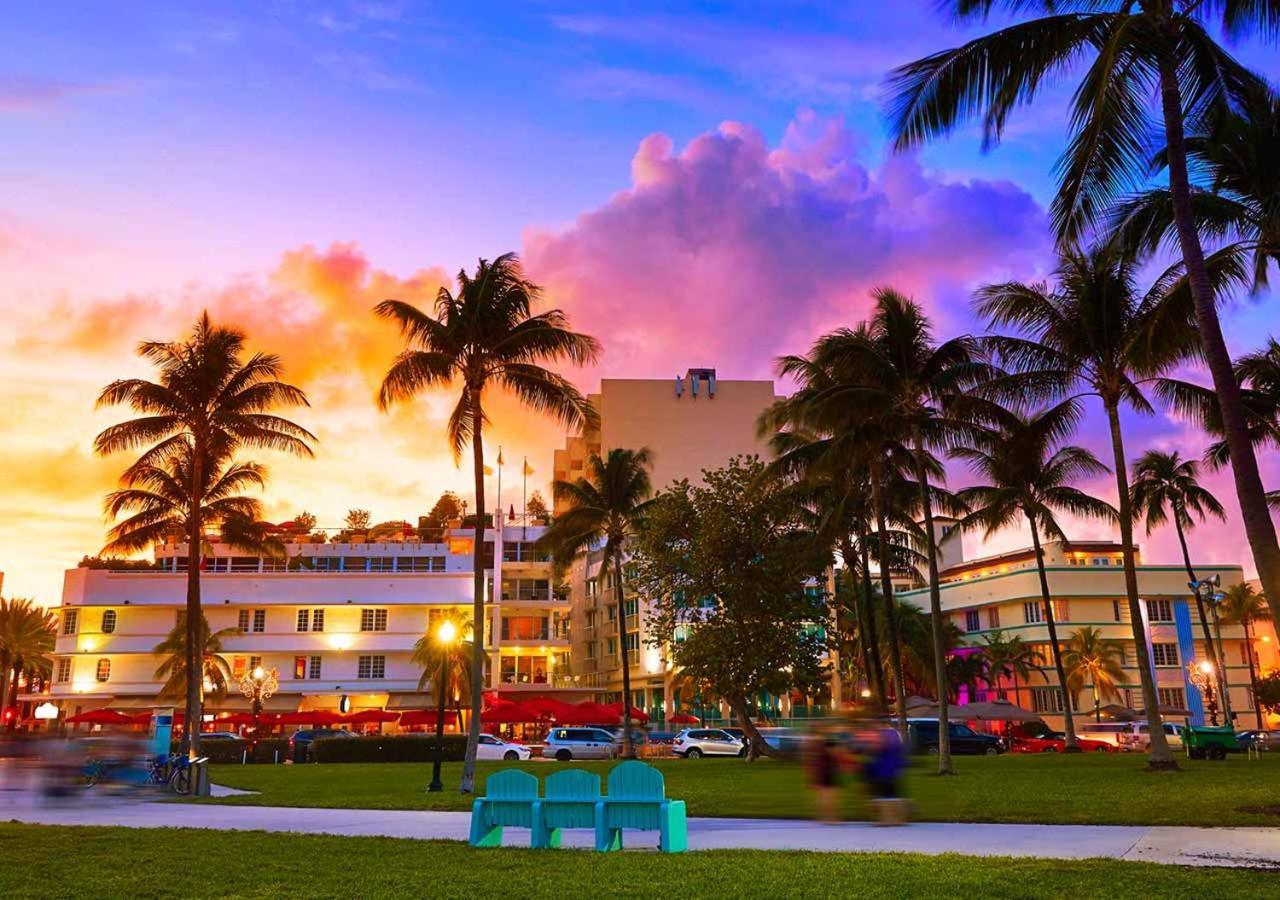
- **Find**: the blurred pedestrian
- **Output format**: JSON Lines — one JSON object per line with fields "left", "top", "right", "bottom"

{"left": 861, "top": 726, "right": 908, "bottom": 825}
{"left": 805, "top": 726, "right": 844, "bottom": 823}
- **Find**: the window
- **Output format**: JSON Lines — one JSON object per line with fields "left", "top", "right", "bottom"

{"left": 368, "top": 557, "right": 395, "bottom": 572}
{"left": 1113, "top": 600, "right": 1122, "bottom": 622}
{"left": 401, "top": 556, "right": 445, "bottom": 572}
{"left": 965, "top": 610, "right": 981, "bottom": 632}
{"left": 56, "top": 658, "right": 72, "bottom": 683}
{"left": 1151, "top": 643, "right": 1179, "bottom": 667}
{"left": 606, "top": 605, "right": 617, "bottom": 622}
{"left": 101, "top": 610, "right": 117, "bottom": 634}
{"left": 623, "top": 632, "right": 639, "bottom": 652}
{"left": 585, "top": 641, "right": 596, "bottom": 659}
{"left": 985, "top": 607, "right": 1000, "bottom": 629}
{"left": 1052, "top": 599, "right": 1069, "bottom": 622}
{"left": 311, "top": 609, "right": 324, "bottom": 632}
{"left": 1030, "top": 687, "right": 1077, "bottom": 713}
{"left": 95, "top": 659, "right": 111, "bottom": 682}
{"left": 1023, "top": 601, "right": 1043, "bottom": 624}
{"left": 252, "top": 609, "right": 266, "bottom": 633}
{"left": 249, "top": 655, "right": 262, "bottom": 671}
{"left": 294, "top": 656, "right": 307, "bottom": 679}
{"left": 357, "top": 655, "right": 386, "bottom": 679}
{"left": 360, "top": 609, "right": 388, "bottom": 632}
{"left": 623, "top": 598, "right": 639, "bottom": 619}
{"left": 238, "top": 610, "right": 250, "bottom": 633}
{"left": 61, "top": 609, "right": 78, "bottom": 635}
{"left": 296, "top": 610, "right": 310, "bottom": 632}
{"left": 232, "top": 657, "right": 247, "bottom": 678}
{"left": 308, "top": 656, "right": 322, "bottom": 679}
{"left": 1146, "top": 599, "right": 1174, "bottom": 623}
{"left": 606, "top": 637, "right": 618, "bottom": 657}
{"left": 1157, "top": 687, "right": 1185, "bottom": 709}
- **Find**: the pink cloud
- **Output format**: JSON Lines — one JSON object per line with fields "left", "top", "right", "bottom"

{"left": 523, "top": 111, "right": 1050, "bottom": 381}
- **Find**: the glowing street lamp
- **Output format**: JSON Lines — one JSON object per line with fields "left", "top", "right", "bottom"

{"left": 1187, "top": 659, "right": 1219, "bottom": 726}
{"left": 239, "top": 666, "right": 279, "bottom": 758}
{"left": 428, "top": 619, "right": 460, "bottom": 793}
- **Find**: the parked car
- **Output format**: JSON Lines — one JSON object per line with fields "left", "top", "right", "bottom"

{"left": 1010, "top": 733, "right": 1112, "bottom": 753}
{"left": 476, "top": 733, "right": 532, "bottom": 761}
{"left": 646, "top": 731, "right": 677, "bottom": 746}
{"left": 1078, "top": 721, "right": 1183, "bottom": 751}
{"left": 755, "top": 727, "right": 805, "bottom": 756}
{"left": 1236, "top": 730, "right": 1280, "bottom": 751}
{"left": 543, "top": 727, "right": 619, "bottom": 761}
{"left": 288, "top": 728, "right": 357, "bottom": 763}
{"left": 909, "top": 720, "right": 1005, "bottom": 755}
{"left": 672, "top": 728, "right": 746, "bottom": 758}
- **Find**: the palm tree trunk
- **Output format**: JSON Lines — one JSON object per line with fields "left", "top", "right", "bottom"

{"left": 0, "top": 658, "right": 11, "bottom": 732}
{"left": 1211, "top": 605, "right": 1231, "bottom": 726}
{"left": 460, "top": 406, "right": 486, "bottom": 795}
{"left": 613, "top": 553, "right": 635, "bottom": 759}
{"left": 1155, "top": 53, "right": 1280, "bottom": 632}
{"left": 842, "top": 539, "right": 878, "bottom": 706}
{"left": 859, "top": 537, "right": 887, "bottom": 706}
{"left": 869, "top": 468, "right": 909, "bottom": 742}
{"left": 185, "top": 450, "right": 203, "bottom": 759}
{"left": 1174, "top": 518, "right": 1232, "bottom": 722}
{"left": 1243, "top": 619, "right": 1263, "bottom": 729}
{"left": 1028, "top": 519, "right": 1079, "bottom": 751}
{"left": 1093, "top": 680, "right": 1101, "bottom": 723}
{"left": 913, "top": 445, "right": 952, "bottom": 774}
{"left": 1103, "top": 400, "right": 1176, "bottom": 769}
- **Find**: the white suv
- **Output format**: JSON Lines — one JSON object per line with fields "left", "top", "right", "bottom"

{"left": 672, "top": 728, "right": 746, "bottom": 759}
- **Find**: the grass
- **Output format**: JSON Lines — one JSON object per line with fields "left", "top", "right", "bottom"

{"left": 204, "top": 752, "right": 1280, "bottom": 826}
{"left": 1, "top": 824, "right": 1274, "bottom": 899}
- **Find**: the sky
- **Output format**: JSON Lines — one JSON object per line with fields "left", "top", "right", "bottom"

{"left": 2, "top": 1, "right": 1279, "bottom": 602}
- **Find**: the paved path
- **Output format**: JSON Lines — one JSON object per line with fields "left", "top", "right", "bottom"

{"left": 4, "top": 787, "right": 1277, "bottom": 869}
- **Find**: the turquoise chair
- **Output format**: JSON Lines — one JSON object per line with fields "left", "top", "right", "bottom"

{"left": 534, "top": 769, "right": 602, "bottom": 849}
{"left": 469, "top": 769, "right": 539, "bottom": 848}
{"left": 597, "top": 761, "right": 687, "bottom": 853}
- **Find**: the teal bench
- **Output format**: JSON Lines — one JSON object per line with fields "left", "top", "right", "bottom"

{"left": 596, "top": 761, "right": 687, "bottom": 853}
{"left": 469, "top": 769, "right": 539, "bottom": 847}
{"left": 534, "top": 769, "right": 602, "bottom": 849}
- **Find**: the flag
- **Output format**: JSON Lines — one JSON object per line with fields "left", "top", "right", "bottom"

{"left": 523, "top": 457, "right": 534, "bottom": 476}
{"left": 483, "top": 464, "right": 494, "bottom": 476}
{"left": 497, "top": 447, "right": 504, "bottom": 466}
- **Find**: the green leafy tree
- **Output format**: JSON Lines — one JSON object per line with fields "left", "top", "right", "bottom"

{"left": 0, "top": 598, "right": 56, "bottom": 729}
{"left": 95, "top": 313, "right": 313, "bottom": 754}
{"left": 374, "top": 253, "right": 598, "bottom": 793}
{"left": 635, "top": 457, "right": 832, "bottom": 759}
{"left": 1219, "top": 582, "right": 1272, "bottom": 729}
{"left": 886, "top": 0, "right": 1280, "bottom": 673}
{"left": 345, "top": 509, "right": 371, "bottom": 531}
{"left": 946, "top": 652, "right": 989, "bottom": 704}
{"left": 152, "top": 611, "right": 236, "bottom": 702}
{"left": 956, "top": 399, "right": 1117, "bottom": 750}
{"left": 537, "top": 448, "right": 654, "bottom": 758}
{"left": 1063, "top": 626, "right": 1127, "bottom": 722}
{"left": 1130, "top": 449, "right": 1231, "bottom": 719}
{"left": 979, "top": 631, "right": 1045, "bottom": 706}
{"left": 1256, "top": 670, "right": 1280, "bottom": 715}
{"left": 525, "top": 490, "right": 550, "bottom": 522}
{"left": 292, "top": 511, "right": 317, "bottom": 533}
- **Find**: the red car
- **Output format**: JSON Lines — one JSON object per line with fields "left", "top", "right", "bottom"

{"left": 1011, "top": 734, "right": 1112, "bottom": 753}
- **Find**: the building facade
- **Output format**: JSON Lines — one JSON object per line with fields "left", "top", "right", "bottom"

{"left": 44, "top": 519, "right": 592, "bottom": 722}
{"left": 898, "top": 539, "right": 1279, "bottom": 730}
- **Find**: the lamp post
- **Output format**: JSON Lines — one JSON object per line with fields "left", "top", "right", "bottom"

{"left": 239, "top": 666, "right": 278, "bottom": 760}
{"left": 1187, "top": 659, "right": 1219, "bottom": 726}
{"left": 1190, "top": 576, "right": 1234, "bottom": 725}
{"left": 427, "top": 620, "right": 458, "bottom": 793}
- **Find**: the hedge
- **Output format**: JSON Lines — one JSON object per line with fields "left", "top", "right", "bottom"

{"left": 308, "top": 735, "right": 470, "bottom": 763}
{"left": 199, "top": 738, "right": 290, "bottom": 764}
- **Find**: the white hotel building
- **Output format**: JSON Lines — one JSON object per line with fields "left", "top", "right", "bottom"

{"left": 46, "top": 520, "right": 592, "bottom": 721}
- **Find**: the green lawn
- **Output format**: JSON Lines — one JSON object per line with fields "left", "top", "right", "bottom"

{"left": 204, "top": 752, "right": 1280, "bottom": 826}
{"left": 2, "top": 825, "right": 1273, "bottom": 899}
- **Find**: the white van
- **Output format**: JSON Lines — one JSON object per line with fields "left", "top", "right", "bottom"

{"left": 1079, "top": 721, "right": 1183, "bottom": 751}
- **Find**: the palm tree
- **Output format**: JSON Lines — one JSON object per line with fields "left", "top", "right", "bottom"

{"left": 973, "top": 243, "right": 1193, "bottom": 768}
{"left": 0, "top": 598, "right": 56, "bottom": 729}
{"left": 886, "top": 0, "right": 1280, "bottom": 661}
{"left": 956, "top": 399, "right": 1117, "bottom": 750}
{"left": 1219, "top": 582, "right": 1271, "bottom": 729}
{"left": 412, "top": 613, "right": 473, "bottom": 786}
{"left": 947, "top": 652, "right": 989, "bottom": 704}
{"left": 1063, "top": 626, "right": 1127, "bottom": 722}
{"left": 1130, "top": 449, "right": 1232, "bottom": 719}
{"left": 152, "top": 611, "right": 236, "bottom": 703}
{"left": 980, "top": 631, "right": 1044, "bottom": 706}
{"left": 95, "top": 313, "right": 313, "bottom": 754}
{"left": 375, "top": 253, "right": 598, "bottom": 792}
{"left": 537, "top": 448, "right": 652, "bottom": 758}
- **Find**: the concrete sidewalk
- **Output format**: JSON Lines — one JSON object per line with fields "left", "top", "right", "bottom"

{"left": 4, "top": 789, "right": 1278, "bottom": 869}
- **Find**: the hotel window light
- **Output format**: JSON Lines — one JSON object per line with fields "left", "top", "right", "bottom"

{"left": 95, "top": 659, "right": 111, "bottom": 682}
{"left": 101, "top": 610, "right": 116, "bottom": 634}
{"left": 61, "top": 610, "right": 78, "bottom": 635}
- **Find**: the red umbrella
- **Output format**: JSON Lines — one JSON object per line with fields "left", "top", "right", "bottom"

{"left": 571, "top": 702, "right": 620, "bottom": 725}
{"left": 669, "top": 713, "right": 699, "bottom": 724}
{"left": 66, "top": 709, "right": 134, "bottom": 725}
{"left": 481, "top": 701, "right": 537, "bottom": 724}
{"left": 398, "top": 709, "right": 456, "bottom": 727}
{"left": 605, "top": 701, "right": 649, "bottom": 723}
{"left": 275, "top": 710, "right": 343, "bottom": 726}
{"left": 213, "top": 712, "right": 257, "bottom": 726}
{"left": 522, "top": 696, "right": 576, "bottom": 719}
{"left": 345, "top": 709, "right": 398, "bottom": 724}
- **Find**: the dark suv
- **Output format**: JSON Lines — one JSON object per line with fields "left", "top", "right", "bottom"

{"left": 288, "top": 728, "right": 357, "bottom": 763}
{"left": 909, "top": 720, "right": 1005, "bottom": 756}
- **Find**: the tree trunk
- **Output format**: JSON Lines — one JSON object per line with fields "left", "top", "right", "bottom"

{"left": 613, "top": 552, "right": 636, "bottom": 759}
{"left": 842, "top": 539, "right": 878, "bottom": 707}
{"left": 1244, "top": 619, "right": 1263, "bottom": 729}
{"left": 913, "top": 445, "right": 952, "bottom": 774}
{"left": 1174, "top": 518, "right": 1232, "bottom": 722}
{"left": 1104, "top": 400, "right": 1176, "bottom": 769}
{"left": 0, "top": 657, "right": 10, "bottom": 732}
{"left": 185, "top": 450, "right": 204, "bottom": 759}
{"left": 1211, "top": 605, "right": 1231, "bottom": 726}
{"left": 1028, "top": 519, "right": 1079, "bottom": 751}
{"left": 1156, "top": 53, "right": 1280, "bottom": 631}
{"left": 859, "top": 537, "right": 887, "bottom": 706}
{"left": 429, "top": 652, "right": 449, "bottom": 791}
{"left": 869, "top": 469, "right": 909, "bottom": 743}
{"left": 459, "top": 406, "right": 486, "bottom": 795}
{"left": 730, "top": 695, "right": 780, "bottom": 760}
{"left": 1093, "top": 681, "right": 1101, "bottom": 723}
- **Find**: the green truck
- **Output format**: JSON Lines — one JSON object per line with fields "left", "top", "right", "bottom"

{"left": 1182, "top": 725, "right": 1238, "bottom": 760}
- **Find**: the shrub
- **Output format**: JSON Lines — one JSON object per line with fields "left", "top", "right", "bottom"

{"left": 199, "top": 738, "right": 289, "bottom": 765}
{"left": 309, "top": 735, "right": 469, "bottom": 763}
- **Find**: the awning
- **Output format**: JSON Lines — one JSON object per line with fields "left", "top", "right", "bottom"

{"left": 346, "top": 709, "right": 398, "bottom": 724}
{"left": 386, "top": 693, "right": 434, "bottom": 710}
{"left": 398, "top": 710, "right": 457, "bottom": 727}
{"left": 66, "top": 709, "right": 134, "bottom": 725}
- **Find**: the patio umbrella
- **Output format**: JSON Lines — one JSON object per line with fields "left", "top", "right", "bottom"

{"left": 572, "top": 702, "right": 620, "bottom": 725}
{"left": 345, "top": 709, "right": 398, "bottom": 725}
{"left": 522, "top": 696, "right": 576, "bottom": 719}
{"left": 904, "top": 695, "right": 936, "bottom": 711}
{"left": 398, "top": 709, "right": 456, "bottom": 727}
{"left": 605, "top": 701, "right": 649, "bottom": 723}
{"left": 669, "top": 713, "right": 699, "bottom": 725}
{"left": 948, "top": 700, "right": 1041, "bottom": 722}
{"left": 213, "top": 712, "right": 258, "bottom": 726}
{"left": 66, "top": 709, "right": 134, "bottom": 725}
{"left": 481, "top": 701, "right": 536, "bottom": 724}
{"left": 275, "top": 710, "right": 342, "bottom": 726}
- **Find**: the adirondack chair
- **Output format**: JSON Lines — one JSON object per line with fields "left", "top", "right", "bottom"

{"left": 533, "top": 769, "right": 602, "bottom": 849}
{"left": 469, "top": 769, "right": 539, "bottom": 848}
{"left": 597, "top": 761, "right": 687, "bottom": 853}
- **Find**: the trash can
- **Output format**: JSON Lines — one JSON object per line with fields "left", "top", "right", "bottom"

{"left": 192, "top": 757, "right": 211, "bottom": 797}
